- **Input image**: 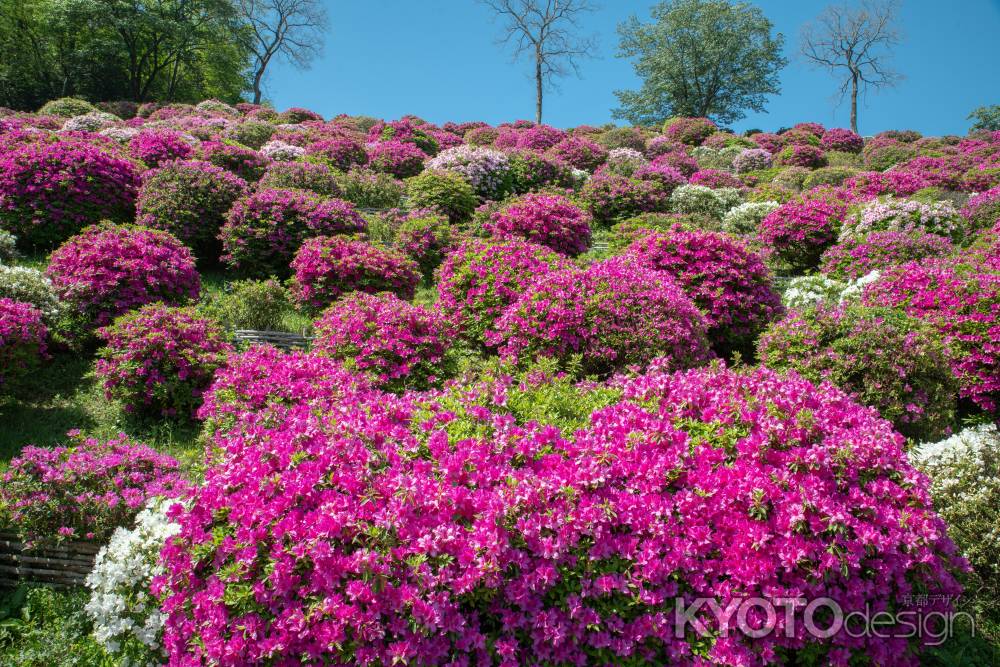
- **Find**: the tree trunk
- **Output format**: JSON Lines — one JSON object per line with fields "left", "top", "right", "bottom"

{"left": 535, "top": 50, "right": 543, "bottom": 124}
{"left": 850, "top": 71, "right": 859, "bottom": 134}
{"left": 253, "top": 68, "right": 264, "bottom": 105}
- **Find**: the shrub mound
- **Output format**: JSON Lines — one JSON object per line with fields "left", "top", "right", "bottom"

{"left": 760, "top": 198, "right": 847, "bottom": 272}
{"left": 0, "top": 297, "right": 47, "bottom": 389}
{"left": 485, "top": 193, "right": 591, "bottom": 256}
{"left": 820, "top": 230, "right": 954, "bottom": 280}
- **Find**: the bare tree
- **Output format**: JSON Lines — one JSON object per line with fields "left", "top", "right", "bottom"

{"left": 481, "top": 0, "right": 598, "bottom": 124}
{"left": 800, "top": 0, "right": 903, "bottom": 133}
{"left": 236, "top": 0, "right": 328, "bottom": 104}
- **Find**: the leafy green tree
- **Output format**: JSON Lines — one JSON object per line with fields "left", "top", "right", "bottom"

{"left": 968, "top": 105, "right": 1000, "bottom": 132}
{"left": 612, "top": 0, "right": 787, "bottom": 126}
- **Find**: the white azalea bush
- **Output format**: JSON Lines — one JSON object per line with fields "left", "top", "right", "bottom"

{"left": 0, "top": 230, "right": 16, "bottom": 264}
{"left": 62, "top": 111, "right": 120, "bottom": 133}
{"left": 780, "top": 271, "right": 880, "bottom": 310}
{"left": 721, "top": 200, "right": 780, "bottom": 235}
{"left": 669, "top": 184, "right": 742, "bottom": 220}
{"left": 85, "top": 498, "right": 181, "bottom": 665}
{"left": 0, "top": 265, "right": 63, "bottom": 324}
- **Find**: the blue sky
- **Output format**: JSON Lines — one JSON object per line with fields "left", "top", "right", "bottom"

{"left": 266, "top": 0, "right": 1000, "bottom": 135}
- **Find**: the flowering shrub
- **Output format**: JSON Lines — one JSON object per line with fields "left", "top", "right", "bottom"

{"left": 669, "top": 183, "right": 742, "bottom": 220}
{"left": 0, "top": 229, "right": 15, "bottom": 263}
{"left": 863, "top": 258, "right": 1000, "bottom": 412}
{"left": 842, "top": 197, "right": 966, "bottom": 242}
{"left": 396, "top": 213, "right": 453, "bottom": 278}
{"left": 759, "top": 303, "right": 956, "bottom": 440}
{"left": 821, "top": 128, "right": 865, "bottom": 153}
{"left": 404, "top": 169, "right": 477, "bottom": 222}
{"left": 260, "top": 139, "right": 305, "bottom": 161}
{"left": 485, "top": 193, "right": 591, "bottom": 256}
{"left": 200, "top": 140, "right": 270, "bottom": 181}
{"left": 842, "top": 170, "right": 930, "bottom": 199}
{"left": 436, "top": 237, "right": 572, "bottom": 344}
{"left": 601, "top": 147, "right": 647, "bottom": 176}
{"left": 368, "top": 119, "right": 440, "bottom": 155}
{"left": 578, "top": 173, "right": 670, "bottom": 224}
{"left": 864, "top": 142, "right": 917, "bottom": 171}
{"left": 631, "top": 162, "right": 686, "bottom": 194}
{"left": 219, "top": 189, "right": 367, "bottom": 277}
{"left": 335, "top": 168, "right": 405, "bottom": 208}
{"left": 626, "top": 227, "right": 783, "bottom": 352}
{"left": 721, "top": 200, "right": 780, "bottom": 235}
{"left": 85, "top": 498, "right": 181, "bottom": 664}
{"left": 732, "top": 147, "right": 773, "bottom": 173}
{"left": 366, "top": 139, "right": 426, "bottom": 178}
{"left": 505, "top": 149, "right": 572, "bottom": 193}
{"left": 305, "top": 136, "right": 368, "bottom": 170}
{"left": 0, "top": 431, "right": 186, "bottom": 548}
{"left": 760, "top": 198, "right": 847, "bottom": 271}
{"left": 488, "top": 257, "right": 712, "bottom": 375}
{"left": 775, "top": 143, "right": 827, "bottom": 168}
{"left": 128, "top": 130, "right": 195, "bottom": 168}
{"left": 62, "top": 111, "right": 119, "bottom": 133}
{"left": 0, "top": 297, "right": 47, "bottom": 389}
{"left": 426, "top": 146, "right": 512, "bottom": 198}
{"left": 961, "top": 185, "right": 1000, "bottom": 232}
{"left": 47, "top": 223, "right": 200, "bottom": 331}
{"left": 691, "top": 145, "right": 744, "bottom": 171}
{"left": 689, "top": 168, "right": 745, "bottom": 189}
{"left": 651, "top": 149, "right": 700, "bottom": 176}
{"left": 39, "top": 97, "right": 98, "bottom": 117}
{"left": 290, "top": 236, "right": 420, "bottom": 311}
{"left": 136, "top": 160, "right": 248, "bottom": 255}
{"left": 224, "top": 121, "right": 275, "bottom": 149}
{"left": 546, "top": 135, "right": 607, "bottom": 170}
{"left": 313, "top": 292, "right": 449, "bottom": 391}
{"left": 663, "top": 116, "right": 717, "bottom": 145}
{"left": 256, "top": 160, "right": 340, "bottom": 196}
{"left": 0, "top": 265, "right": 62, "bottom": 325}
{"left": 781, "top": 274, "right": 848, "bottom": 309}
{"left": 0, "top": 140, "right": 140, "bottom": 248}
{"left": 820, "top": 230, "right": 954, "bottom": 280}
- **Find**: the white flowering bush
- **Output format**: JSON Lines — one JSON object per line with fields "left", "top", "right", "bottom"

{"left": 98, "top": 125, "right": 141, "bottom": 143}
{"left": 781, "top": 271, "right": 880, "bottom": 310}
{"left": 732, "top": 148, "right": 773, "bottom": 173}
{"left": 670, "top": 184, "right": 742, "bottom": 220}
{"left": 837, "top": 269, "right": 881, "bottom": 302}
{"left": 721, "top": 201, "right": 779, "bottom": 235}
{"left": 0, "top": 230, "right": 16, "bottom": 264}
{"left": 62, "top": 111, "right": 120, "bottom": 133}
{"left": 426, "top": 145, "right": 512, "bottom": 198}
{"left": 85, "top": 498, "right": 181, "bottom": 665}
{"left": 603, "top": 147, "right": 647, "bottom": 176}
{"left": 0, "top": 265, "right": 63, "bottom": 324}
{"left": 912, "top": 424, "right": 1000, "bottom": 619}
{"left": 260, "top": 139, "right": 306, "bottom": 161}
{"left": 691, "top": 145, "right": 743, "bottom": 170}
{"left": 841, "top": 197, "right": 966, "bottom": 241}
{"left": 195, "top": 99, "right": 238, "bottom": 116}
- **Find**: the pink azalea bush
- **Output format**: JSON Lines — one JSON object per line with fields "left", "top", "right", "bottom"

{"left": 219, "top": 188, "right": 367, "bottom": 277}
{"left": 257, "top": 160, "right": 340, "bottom": 197}
{"left": 128, "top": 130, "right": 195, "bottom": 168}
{"left": 0, "top": 297, "right": 47, "bottom": 389}
{"left": 96, "top": 304, "right": 233, "bottom": 418}
{"left": 435, "top": 237, "right": 572, "bottom": 344}
{"left": 484, "top": 193, "right": 591, "bottom": 256}
{"left": 426, "top": 145, "right": 512, "bottom": 198}
{"left": 199, "top": 140, "right": 270, "bottom": 181}
{"left": 863, "top": 258, "right": 1000, "bottom": 413}
{"left": 396, "top": 213, "right": 454, "bottom": 278}
{"left": 305, "top": 136, "right": 369, "bottom": 170}
{"left": 821, "top": 128, "right": 865, "bottom": 153}
{"left": 47, "top": 223, "right": 200, "bottom": 331}
{"left": 155, "top": 361, "right": 963, "bottom": 666}
{"left": 136, "top": 160, "right": 248, "bottom": 255}
{"left": 366, "top": 139, "right": 426, "bottom": 178}
{"left": 775, "top": 144, "right": 827, "bottom": 168}
{"left": 0, "top": 139, "right": 140, "bottom": 248}
{"left": 961, "top": 185, "right": 1000, "bottom": 231}
{"left": 626, "top": 227, "right": 783, "bottom": 353}
{"left": 689, "top": 168, "right": 745, "bottom": 189}
{"left": 313, "top": 291, "right": 450, "bottom": 391}
{"left": 759, "top": 303, "right": 957, "bottom": 441}
{"left": 663, "top": 116, "right": 717, "bottom": 145}
{"left": 545, "top": 135, "right": 607, "bottom": 171}
{"left": 0, "top": 431, "right": 186, "bottom": 548}
{"left": 578, "top": 172, "right": 670, "bottom": 224}
{"left": 289, "top": 236, "right": 420, "bottom": 311}
{"left": 760, "top": 198, "right": 847, "bottom": 271}
{"left": 732, "top": 147, "right": 772, "bottom": 173}
{"left": 488, "top": 257, "right": 712, "bottom": 375}
{"left": 820, "top": 230, "right": 954, "bottom": 280}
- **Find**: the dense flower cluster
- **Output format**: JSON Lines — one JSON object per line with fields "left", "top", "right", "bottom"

{"left": 732, "top": 147, "right": 773, "bottom": 173}
{"left": 395, "top": 213, "right": 454, "bottom": 277}
{"left": 961, "top": 185, "right": 1000, "bottom": 231}
{"left": 366, "top": 139, "right": 426, "bottom": 178}
{"left": 820, "top": 128, "right": 864, "bottom": 153}
{"left": 760, "top": 198, "right": 847, "bottom": 271}
{"left": 488, "top": 257, "right": 712, "bottom": 375}
{"left": 219, "top": 188, "right": 367, "bottom": 277}
{"left": 0, "top": 139, "right": 140, "bottom": 248}
{"left": 289, "top": 235, "right": 420, "bottom": 311}
{"left": 669, "top": 184, "right": 742, "bottom": 220}
{"left": 260, "top": 139, "right": 305, "bottom": 161}
{"left": 0, "top": 265, "right": 63, "bottom": 325}
{"left": 256, "top": 160, "right": 340, "bottom": 197}
{"left": 602, "top": 147, "right": 647, "bottom": 176}
{"left": 200, "top": 140, "right": 270, "bottom": 181}
{"left": 842, "top": 197, "right": 966, "bottom": 241}
{"left": 663, "top": 116, "right": 717, "bottom": 145}
{"left": 485, "top": 193, "right": 591, "bottom": 256}
{"left": 545, "top": 135, "right": 607, "bottom": 171}
{"left": 426, "top": 145, "right": 512, "bottom": 198}
{"left": 0, "top": 431, "right": 186, "bottom": 548}
{"left": 820, "top": 230, "right": 954, "bottom": 280}
{"left": 759, "top": 303, "right": 956, "bottom": 440}
{"left": 579, "top": 172, "right": 670, "bottom": 224}
{"left": 313, "top": 292, "right": 449, "bottom": 391}
{"left": 306, "top": 136, "right": 369, "bottom": 170}
{"left": 128, "top": 130, "right": 195, "bottom": 168}
{"left": 96, "top": 304, "right": 233, "bottom": 417}
{"left": 0, "top": 297, "right": 47, "bottom": 389}
{"left": 721, "top": 200, "right": 780, "bottom": 235}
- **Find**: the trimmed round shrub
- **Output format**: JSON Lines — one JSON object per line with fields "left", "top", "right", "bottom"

{"left": 313, "top": 292, "right": 449, "bottom": 391}
{"left": 651, "top": 149, "right": 699, "bottom": 177}
{"left": 669, "top": 183, "right": 742, "bottom": 220}
{"left": 578, "top": 172, "right": 669, "bottom": 225}
{"left": 843, "top": 170, "right": 930, "bottom": 199}
{"left": 277, "top": 107, "right": 323, "bottom": 124}
{"left": 842, "top": 197, "right": 966, "bottom": 242}
{"left": 0, "top": 265, "right": 62, "bottom": 325}
{"left": 38, "top": 97, "right": 97, "bottom": 118}
{"left": 775, "top": 143, "right": 827, "bottom": 168}
{"left": 260, "top": 139, "right": 305, "bottom": 161}
{"left": 366, "top": 139, "right": 425, "bottom": 178}
{"left": 691, "top": 145, "right": 744, "bottom": 171}
{"left": 219, "top": 189, "right": 367, "bottom": 277}
{"left": 47, "top": 223, "right": 200, "bottom": 331}
{"left": 732, "top": 147, "right": 772, "bottom": 173}
{"left": 751, "top": 131, "right": 784, "bottom": 153}
{"left": 595, "top": 125, "right": 646, "bottom": 151}
{"left": 305, "top": 136, "right": 368, "bottom": 170}
{"left": 257, "top": 160, "right": 340, "bottom": 197}
{"left": 0, "top": 297, "right": 47, "bottom": 390}
{"left": 62, "top": 111, "right": 119, "bottom": 133}
{"left": 485, "top": 193, "right": 591, "bottom": 257}
{"left": 0, "top": 230, "right": 15, "bottom": 263}
{"left": 0, "top": 432, "right": 186, "bottom": 548}
{"left": 136, "top": 160, "right": 248, "bottom": 255}
{"left": 821, "top": 128, "right": 864, "bottom": 153}
{"left": 863, "top": 258, "right": 1000, "bottom": 413}
{"left": 781, "top": 274, "right": 849, "bottom": 309}
{"left": 396, "top": 213, "right": 453, "bottom": 278}
{"left": 802, "top": 165, "right": 857, "bottom": 190}
{"left": 662, "top": 116, "right": 717, "bottom": 145}
{"left": 426, "top": 146, "right": 512, "bottom": 199}
{"left": 224, "top": 121, "right": 275, "bottom": 149}
{"left": 633, "top": 162, "right": 686, "bottom": 194}
{"left": 0, "top": 140, "right": 140, "bottom": 248}
{"left": 864, "top": 142, "right": 917, "bottom": 171}
{"left": 721, "top": 200, "right": 780, "bottom": 235}
{"left": 962, "top": 186, "right": 1000, "bottom": 231}
{"left": 128, "top": 130, "right": 195, "bottom": 168}
{"left": 546, "top": 135, "right": 607, "bottom": 171}
{"left": 404, "top": 170, "right": 477, "bottom": 222}
{"left": 96, "top": 304, "right": 233, "bottom": 418}
{"left": 289, "top": 236, "right": 420, "bottom": 311}
{"left": 436, "top": 237, "right": 572, "bottom": 344}
{"left": 760, "top": 198, "right": 847, "bottom": 272}
{"left": 689, "top": 168, "right": 744, "bottom": 189}
{"left": 759, "top": 303, "right": 957, "bottom": 441}
{"left": 200, "top": 140, "right": 270, "bottom": 181}
{"left": 505, "top": 149, "right": 572, "bottom": 193}
{"left": 820, "top": 231, "right": 954, "bottom": 280}
{"left": 488, "top": 256, "right": 712, "bottom": 375}
{"left": 602, "top": 147, "right": 647, "bottom": 176}
{"left": 335, "top": 168, "right": 405, "bottom": 208}
{"left": 626, "top": 227, "right": 783, "bottom": 352}
{"left": 197, "top": 278, "right": 290, "bottom": 331}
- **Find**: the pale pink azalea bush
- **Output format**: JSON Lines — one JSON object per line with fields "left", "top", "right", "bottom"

{"left": 484, "top": 193, "right": 591, "bottom": 256}
{"left": 0, "top": 297, "right": 48, "bottom": 389}
{"left": 820, "top": 231, "right": 954, "bottom": 280}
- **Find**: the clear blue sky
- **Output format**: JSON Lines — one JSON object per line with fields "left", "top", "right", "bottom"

{"left": 266, "top": 0, "right": 1000, "bottom": 135}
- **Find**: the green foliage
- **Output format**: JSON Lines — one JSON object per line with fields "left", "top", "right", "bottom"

{"left": 613, "top": 0, "right": 787, "bottom": 124}
{"left": 968, "top": 104, "right": 1000, "bottom": 132}
{"left": 334, "top": 169, "right": 405, "bottom": 209}
{"left": 37, "top": 97, "right": 97, "bottom": 118}
{"left": 802, "top": 165, "right": 858, "bottom": 190}
{"left": 0, "top": 586, "right": 108, "bottom": 666}
{"left": 197, "top": 278, "right": 291, "bottom": 331}
{"left": 0, "top": 231, "right": 16, "bottom": 264}
{"left": 226, "top": 121, "right": 276, "bottom": 149}
{"left": 404, "top": 170, "right": 477, "bottom": 223}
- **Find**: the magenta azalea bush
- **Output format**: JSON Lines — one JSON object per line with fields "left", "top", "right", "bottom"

{"left": 663, "top": 116, "right": 717, "bottom": 145}
{"left": 0, "top": 297, "right": 47, "bottom": 389}
{"left": 760, "top": 198, "right": 847, "bottom": 272}
{"left": 0, "top": 431, "right": 186, "bottom": 548}
{"left": 395, "top": 213, "right": 454, "bottom": 278}
{"left": 759, "top": 303, "right": 957, "bottom": 441}
{"left": 136, "top": 160, "right": 248, "bottom": 255}
{"left": 200, "top": 140, "right": 270, "bottom": 181}
{"left": 313, "top": 291, "right": 450, "bottom": 391}
{"left": 219, "top": 188, "right": 367, "bottom": 277}
{"left": 155, "top": 361, "right": 963, "bottom": 666}
{"left": 546, "top": 135, "right": 607, "bottom": 171}
{"left": 257, "top": 160, "right": 340, "bottom": 197}
{"left": 366, "top": 139, "right": 426, "bottom": 178}
{"left": 626, "top": 227, "right": 783, "bottom": 353}
{"left": 485, "top": 193, "right": 591, "bottom": 256}
{"left": 436, "top": 237, "right": 572, "bottom": 344}
{"left": 820, "top": 128, "right": 864, "bottom": 153}
{"left": 290, "top": 236, "right": 420, "bottom": 311}
{"left": 820, "top": 230, "right": 954, "bottom": 280}
{"left": 306, "top": 136, "right": 369, "bottom": 170}
{"left": 578, "top": 172, "right": 670, "bottom": 224}
{"left": 0, "top": 139, "right": 140, "bottom": 248}
{"left": 488, "top": 257, "right": 712, "bottom": 375}
{"left": 96, "top": 304, "right": 233, "bottom": 418}
{"left": 962, "top": 185, "right": 1000, "bottom": 231}
{"left": 47, "top": 223, "right": 200, "bottom": 330}
{"left": 775, "top": 144, "right": 827, "bottom": 168}
{"left": 128, "top": 130, "right": 195, "bottom": 168}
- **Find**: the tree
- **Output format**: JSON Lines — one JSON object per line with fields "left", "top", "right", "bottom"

{"left": 481, "top": 0, "right": 598, "bottom": 124}
{"left": 235, "top": 0, "right": 328, "bottom": 105}
{"left": 968, "top": 105, "right": 1000, "bottom": 133}
{"left": 612, "top": 0, "right": 786, "bottom": 126}
{"left": 800, "top": 0, "right": 902, "bottom": 134}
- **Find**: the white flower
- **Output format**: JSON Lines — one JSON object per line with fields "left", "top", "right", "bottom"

{"left": 260, "top": 140, "right": 305, "bottom": 161}
{"left": 0, "top": 265, "right": 63, "bottom": 324}
{"left": 61, "top": 111, "right": 120, "bottom": 132}
{"left": 721, "top": 201, "right": 779, "bottom": 235}
{"left": 670, "top": 184, "right": 742, "bottom": 220}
